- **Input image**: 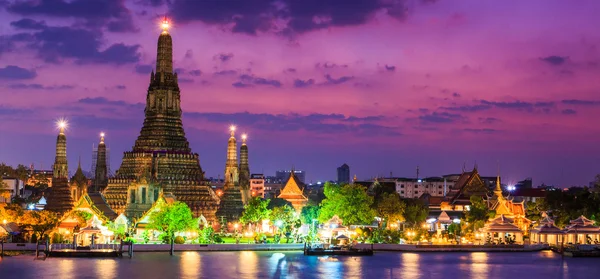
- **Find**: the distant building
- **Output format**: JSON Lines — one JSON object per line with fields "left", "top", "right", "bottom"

{"left": 1, "top": 177, "right": 24, "bottom": 203}
{"left": 27, "top": 169, "right": 53, "bottom": 187}
{"left": 514, "top": 178, "right": 533, "bottom": 189}
{"left": 250, "top": 174, "right": 265, "bottom": 198}
{"left": 264, "top": 176, "right": 282, "bottom": 184}
{"left": 278, "top": 171, "right": 308, "bottom": 213}
{"left": 395, "top": 177, "right": 453, "bottom": 199}
{"left": 337, "top": 164, "right": 350, "bottom": 185}
{"left": 276, "top": 170, "right": 306, "bottom": 184}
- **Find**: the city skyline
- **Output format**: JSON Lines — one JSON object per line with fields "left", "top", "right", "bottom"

{"left": 1, "top": 1, "right": 600, "bottom": 186}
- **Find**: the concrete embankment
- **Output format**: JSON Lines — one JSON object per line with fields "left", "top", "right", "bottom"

{"left": 2, "top": 243, "right": 546, "bottom": 253}
{"left": 2, "top": 243, "right": 304, "bottom": 252}
{"left": 355, "top": 243, "right": 547, "bottom": 252}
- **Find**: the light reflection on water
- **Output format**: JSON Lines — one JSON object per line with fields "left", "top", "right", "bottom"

{"left": 470, "top": 252, "right": 488, "bottom": 279}
{"left": 2, "top": 251, "right": 600, "bottom": 279}
{"left": 180, "top": 251, "right": 200, "bottom": 279}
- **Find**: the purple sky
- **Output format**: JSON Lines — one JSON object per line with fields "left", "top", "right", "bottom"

{"left": 1, "top": 0, "right": 599, "bottom": 186}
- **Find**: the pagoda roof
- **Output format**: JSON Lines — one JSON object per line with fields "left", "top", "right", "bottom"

{"left": 438, "top": 211, "right": 451, "bottom": 222}
{"left": 563, "top": 224, "right": 600, "bottom": 234}
{"left": 278, "top": 171, "right": 307, "bottom": 200}
{"left": 484, "top": 215, "right": 522, "bottom": 233}
{"left": 135, "top": 192, "right": 177, "bottom": 225}
{"left": 531, "top": 223, "right": 564, "bottom": 235}
{"left": 447, "top": 168, "right": 488, "bottom": 205}
{"left": 73, "top": 192, "right": 118, "bottom": 221}
{"left": 569, "top": 215, "right": 595, "bottom": 226}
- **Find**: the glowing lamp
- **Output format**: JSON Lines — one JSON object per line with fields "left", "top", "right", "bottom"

{"left": 100, "top": 132, "right": 105, "bottom": 138}
{"left": 241, "top": 134, "right": 247, "bottom": 140}
{"left": 161, "top": 17, "right": 170, "bottom": 31}
{"left": 230, "top": 125, "right": 236, "bottom": 132}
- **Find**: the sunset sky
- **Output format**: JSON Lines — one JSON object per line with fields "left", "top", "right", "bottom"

{"left": 1, "top": 0, "right": 599, "bottom": 186}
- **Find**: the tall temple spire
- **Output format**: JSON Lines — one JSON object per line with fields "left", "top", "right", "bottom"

{"left": 46, "top": 119, "right": 74, "bottom": 214}
{"left": 156, "top": 17, "right": 173, "bottom": 74}
{"left": 239, "top": 133, "right": 250, "bottom": 204}
{"left": 92, "top": 132, "right": 108, "bottom": 192}
{"left": 53, "top": 120, "right": 68, "bottom": 179}
{"left": 224, "top": 125, "right": 239, "bottom": 188}
{"left": 494, "top": 166, "right": 503, "bottom": 199}
{"left": 216, "top": 125, "right": 244, "bottom": 224}
{"left": 104, "top": 19, "right": 219, "bottom": 222}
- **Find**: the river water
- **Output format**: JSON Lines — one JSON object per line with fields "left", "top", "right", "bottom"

{"left": 0, "top": 251, "right": 597, "bottom": 278}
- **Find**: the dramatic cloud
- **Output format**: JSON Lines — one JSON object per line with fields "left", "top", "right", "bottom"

{"left": 540, "top": 55, "right": 568, "bottom": 66}
{"left": 418, "top": 112, "right": 463, "bottom": 124}
{"left": 316, "top": 62, "right": 348, "bottom": 69}
{"left": 213, "top": 70, "right": 238, "bottom": 76}
{"left": 322, "top": 74, "right": 353, "bottom": 85}
{"left": 384, "top": 65, "right": 396, "bottom": 72}
{"left": 463, "top": 128, "right": 497, "bottom": 134}
{"left": 561, "top": 109, "right": 576, "bottom": 115}
{"left": 185, "top": 111, "right": 398, "bottom": 136}
{"left": 235, "top": 74, "right": 282, "bottom": 88}
{"left": 7, "top": 0, "right": 138, "bottom": 32}
{"left": 10, "top": 18, "right": 46, "bottom": 29}
{"left": 562, "top": 99, "right": 600, "bottom": 106}
{"left": 214, "top": 53, "right": 234, "bottom": 62}
{"left": 8, "top": 83, "right": 74, "bottom": 90}
{"left": 0, "top": 65, "right": 37, "bottom": 80}
{"left": 294, "top": 79, "right": 315, "bottom": 88}
{"left": 168, "top": 0, "right": 437, "bottom": 35}
{"left": 78, "top": 97, "right": 144, "bottom": 109}
{"left": 135, "top": 64, "right": 153, "bottom": 74}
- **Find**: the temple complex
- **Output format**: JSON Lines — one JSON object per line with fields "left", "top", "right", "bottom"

{"left": 563, "top": 215, "right": 600, "bottom": 244}
{"left": 69, "top": 159, "right": 89, "bottom": 202}
{"left": 278, "top": 170, "right": 308, "bottom": 213}
{"left": 239, "top": 134, "right": 251, "bottom": 204}
{"left": 46, "top": 121, "right": 75, "bottom": 214}
{"left": 486, "top": 174, "right": 531, "bottom": 232}
{"left": 530, "top": 213, "right": 564, "bottom": 246}
{"left": 91, "top": 133, "right": 108, "bottom": 192}
{"left": 216, "top": 126, "right": 244, "bottom": 223}
{"left": 483, "top": 215, "right": 524, "bottom": 244}
{"left": 103, "top": 19, "right": 219, "bottom": 222}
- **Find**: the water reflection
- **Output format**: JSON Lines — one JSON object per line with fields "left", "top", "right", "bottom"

{"left": 344, "top": 256, "right": 362, "bottom": 278}
{"left": 95, "top": 259, "right": 117, "bottom": 279}
{"left": 317, "top": 256, "right": 343, "bottom": 279}
{"left": 239, "top": 251, "right": 258, "bottom": 278}
{"left": 58, "top": 259, "right": 75, "bottom": 279}
{"left": 180, "top": 251, "right": 200, "bottom": 278}
{"left": 470, "top": 252, "right": 488, "bottom": 279}
{"left": 401, "top": 253, "right": 420, "bottom": 278}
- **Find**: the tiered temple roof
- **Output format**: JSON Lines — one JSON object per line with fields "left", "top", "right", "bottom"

{"left": 530, "top": 214, "right": 564, "bottom": 235}
{"left": 564, "top": 215, "right": 600, "bottom": 234}
{"left": 486, "top": 174, "right": 531, "bottom": 231}
{"left": 216, "top": 127, "right": 244, "bottom": 223}
{"left": 103, "top": 22, "right": 219, "bottom": 222}
{"left": 239, "top": 135, "right": 251, "bottom": 204}
{"left": 69, "top": 160, "right": 89, "bottom": 202}
{"left": 46, "top": 124, "right": 74, "bottom": 214}
{"left": 278, "top": 170, "right": 308, "bottom": 212}
{"left": 483, "top": 215, "right": 522, "bottom": 233}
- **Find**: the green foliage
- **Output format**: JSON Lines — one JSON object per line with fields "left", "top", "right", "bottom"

{"left": 526, "top": 199, "right": 547, "bottom": 223}
{"left": 268, "top": 198, "right": 292, "bottom": 209}
{"left": 201, "top": 226, "right": 216, "bottom": 244}
{"left": 319, "top": 183, "right": 376, "bottom": 225}
{"left": 300, "top": 205, "right": 320, "bottom": 225}
{"left": 447, "top": 223, "right": 462, "bottom": 242}
{"left": 375, "top": 192, "right": 406, "bottom": 227}
{"left": 174, "top": 235, "right": 185, "bottom": 244}
{"left": 147, "top": 201, "right": 197, "bottom": 240}
{"left": 240, "top": 197, "right": 271, "bottom": 229}
{"left": 141, "top": 230, "right": 150, "bottom": 244}
{"left": 463, "top": 196, "right": 493, "bottom": 232}
{"left": 270, "top": 205, "right": 301, "bottom": 242}
{"left": 402, "top": 200, "right": 429, "bottom": 229}
{"left": 19, "top": 210, "right": 59, "bottom": 240}
{"left": 51, "top": 232, "right": 64, "bottom": 244}
{"left": 543, "top": 187, "right": 600, "bottom": 228}
{"left": 106, "top": 221, "right": 127, "bottom": 240}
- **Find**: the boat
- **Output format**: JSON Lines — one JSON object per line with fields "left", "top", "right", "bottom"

{"left": 562, "top": 245, "right": 600, "bottom": 257}
{"left": 303, "top": 243, "right": 374, "bottom": 256}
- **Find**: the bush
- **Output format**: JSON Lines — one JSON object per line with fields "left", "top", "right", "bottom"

{"left": 51, "top": 232, "right": 63, "bottom": 244}
{"left": 174, "top": 236, "right": 185, "bottom": 244}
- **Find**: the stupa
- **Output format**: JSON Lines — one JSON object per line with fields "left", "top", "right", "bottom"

{"left": 215, "top": 126, "right": 244, "bottom": 223}
{"left": 103, "top": 18, "right": 219, "bottom": 221}
{"left": 45, "top": 120, "right": 75, "bottom": 214}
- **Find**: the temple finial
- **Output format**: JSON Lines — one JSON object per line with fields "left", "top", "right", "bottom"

{"left": 100, "top": 132, "right": 105, "bottom": 144}
{"left": 229, "top": 125, "right": 236, "bottom": 137}
{"left": 241, "top": 133, "right": 247, "bottom": 144}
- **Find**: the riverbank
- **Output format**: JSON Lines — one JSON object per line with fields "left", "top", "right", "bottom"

{"left": 2, "top": 243, "right": 548, "bottom": 253}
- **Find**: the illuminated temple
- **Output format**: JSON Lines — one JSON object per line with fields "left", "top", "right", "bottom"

{"left": 215, "top": 126, "right": 244, "bottom": 223}
{"left": 103, "top": 19, "right": 219, "bottom": 222}
{"left": 45, "top": 121, "right": 74, "bottom": 214}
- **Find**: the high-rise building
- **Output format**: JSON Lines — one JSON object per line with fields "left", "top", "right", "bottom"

{"left": 276, "top": 170, "right": 306, "bottom": 184}
{"left": 103, "top": 20, "right": 219, "bottom": 221}
{"left": 46, "top": 121, "right": 74, "bottom": 214}
{"left": 337, "top": 163, "right": 350, "bottom": 184}
{"left": 216, "top": 126, "right": 244, "bottom": 223}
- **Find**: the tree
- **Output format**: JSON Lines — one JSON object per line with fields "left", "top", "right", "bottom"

{"left": 20, "top": 210, "right": 59, "bottom": 241}
{"left": 268, "top": 198, "right": 292, "bottom": 209}
{"left": 526, "top": 198, "right": 547, "bottom": 223}
{"left": 376, "top": 192, "right": 406, "bottom": 228}
{"left": 148, "top": 201, "right": 197, "bottom": 255}
{"left": 270, "top": 205, "right": 300, "bottom": 243}
{"left": 240, "top": 197, "right": 271, "bottom": 232}
{"left": 403, "top": 200, "right": 429, "bottom": 229}
{"left": 319, "top": 183, "right": 376, "bottom": 225}
{"left": 300, "top": 205, "right": 320, "bottom": 225}
{"left": 463, "top": 196, "right": 493, "bottom": 232}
